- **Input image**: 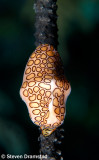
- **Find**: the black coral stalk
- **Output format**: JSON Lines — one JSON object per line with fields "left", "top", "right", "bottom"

{"left": 34, "top": 0, "right": 58, "bottom": 49}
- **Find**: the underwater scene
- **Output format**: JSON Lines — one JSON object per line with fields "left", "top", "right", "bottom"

{"left": 0, "top": 0, "right": 99, "bottom": 159}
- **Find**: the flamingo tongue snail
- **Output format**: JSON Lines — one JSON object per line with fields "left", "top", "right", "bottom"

{"left": 20, "top": 44, "right": 71, "bottom": 136}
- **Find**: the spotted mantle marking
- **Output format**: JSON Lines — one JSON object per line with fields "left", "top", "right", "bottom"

{"left": 20, "top": 44, "right": 71, "bottom": 136}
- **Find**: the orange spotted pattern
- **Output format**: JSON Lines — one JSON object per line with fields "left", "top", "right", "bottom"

{"left": 20, "top": 44, "right": 71, "bottom": 136}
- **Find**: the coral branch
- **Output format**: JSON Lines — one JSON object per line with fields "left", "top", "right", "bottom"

{"left": 33, "top": 1, "right": 64, "bottom": 159}
{"left": 34, "top": 0, "right": 58, "bottom": 49}
{"left": 38, "top": 127, "right": 64, "bottom": 160}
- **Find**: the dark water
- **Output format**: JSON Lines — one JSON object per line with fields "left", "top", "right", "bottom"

{"left": 0, "top": 0, "right": 99, "bottom": 159}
